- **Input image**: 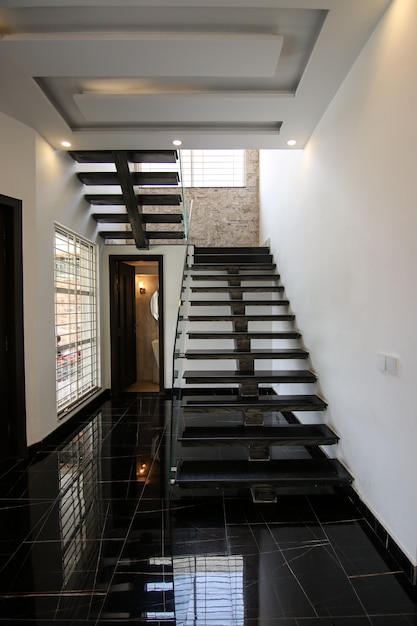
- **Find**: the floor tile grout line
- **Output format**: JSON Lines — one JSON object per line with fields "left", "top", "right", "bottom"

{"left": 305, "top": 495, "right": 374, "bottom": 625}
{"left": 0, "top": 495, "right": 61, "bottom": 587}
{"left": 264, "top": 519, "right": 320, "bottom": 620}
{"left": 93, "top": 396, "right": 171, "bottom": 624}
{"left": 81, "top": 500, "right": 113, "bottom": 621}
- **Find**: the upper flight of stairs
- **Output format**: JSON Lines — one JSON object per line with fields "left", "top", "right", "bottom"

{"left": 170, "top": 245, "right": 352, "bottom": 503}
{"left": 70, "top": 150, "right": 185, "bottom": 248}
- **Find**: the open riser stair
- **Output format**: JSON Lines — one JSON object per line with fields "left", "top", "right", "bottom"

{"left": 70, "top": 149, "right": 185, "bottom": 248}
{"left": 170, "top": 246, "right": 352, "bottom": 503}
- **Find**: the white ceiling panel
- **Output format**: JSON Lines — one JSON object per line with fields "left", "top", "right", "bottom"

{"left": 73, "top": 93, "right": 292, "bottom": 124}
{"left": 0, "top": 1, "right": 393, "bottom": 149}
{"left": 2, "top": 32, "right": 284, "bottom": 78}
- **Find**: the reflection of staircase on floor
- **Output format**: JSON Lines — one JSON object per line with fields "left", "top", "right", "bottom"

{"left": 171, "top": 246, "right": 353, "bottom": 502}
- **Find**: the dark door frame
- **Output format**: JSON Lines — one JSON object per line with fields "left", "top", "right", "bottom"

{"left": 0, "top": 194, "right": 27, "bottom": 458}
{"left": 117, "top": 261, "right": 137, "bottom": 390}
{"left": 109, "top": 254, "right": 164, "bottom": 394}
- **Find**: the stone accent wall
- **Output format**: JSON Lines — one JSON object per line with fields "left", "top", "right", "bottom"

{"left": 126, "top": 149, "right": 259, "bottom": 247}
{"left": 186, "top": 150, "right": 259, "bottom": 247}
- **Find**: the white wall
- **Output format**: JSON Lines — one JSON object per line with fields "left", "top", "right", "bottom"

{"left": 0, "top": 111, "right": 102, "bottom": 446}
{"left": 259, "top": 0, "right": 417, "bottom": 565}
{"left": 0, "top": 110, "right": 186, "bottom": 445}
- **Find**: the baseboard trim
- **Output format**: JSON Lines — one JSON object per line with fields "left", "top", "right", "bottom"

{"left": 28, "top": 390, "right": 110, "bottom": 456}
{"left": 343, "top": 485, "right": 416, "bottom": 586}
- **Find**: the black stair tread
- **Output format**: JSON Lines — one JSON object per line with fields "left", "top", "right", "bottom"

{"left": 186, "top": 314, "right": 294, "bottom": 321}
{"left": 143, "top": 214, "right": 183, "bottom": 224}
{"left": 93, "top": 213, "right": 183, "bottom": 224}
{"left": 188, "top": 299, "right": 290, "bottom": 307}
{"left": 183, "top": 348, "right": 309, "bottom": 359}
{"left": 191, "top": 274, "right": 279, "bottom": 281}
{"left": 86, "top": 194, "right": 182, "bottom": 205}
{"left": 179, "top": 424, "right": 338, "bottom": 445}
{"left": 99, "top": 230, "right": 185, "bottom": 240}
{"left": 175, "top": 459, "right": 353, "bottom": 486}
{"left": 146, "top": 230, "right": 185, "bottom": 239}
{"left": 194, "top": 246, "right": 270, "bottom": 254}
{"left": 93, "top": 213, "right": 129, "bottom": 223}
{"left": 192, "top": 263, "right": 277, "bottom": 271}
{"left": 70, "top": 149, "right": 178, "bottom": 163}
{"left": 183, "top": 370, "right": 317, "bottom": 383}
{"left": 77, "top": 172, "right": 179, "bottom": 186}
{"left": 191, "top": 286, "right": 284, "bottom": 293}
{"left": 194, "top": 254, "right": 273, "bottom": 264}
{"left": 187, "top": 331, "right": 301, "bottom": 339}
{"left": 99, "top": 231, "right": 136, "bottom": 239}
{"left": 181, "top": 394, "right": 327, "bottom": 411}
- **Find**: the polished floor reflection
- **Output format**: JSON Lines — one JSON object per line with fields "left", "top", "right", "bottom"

{"left": 0, "top": 394, "right": 416, "bottom": 625}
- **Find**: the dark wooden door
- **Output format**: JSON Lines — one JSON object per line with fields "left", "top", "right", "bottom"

{"left": 0, "top": 206, "right": 10, "bottom": 458}
{"left": 118, "top": 262, "right": 137, "bottom": 389}
{"left": 0, "top": 196, "right": 26, "bottom": 460}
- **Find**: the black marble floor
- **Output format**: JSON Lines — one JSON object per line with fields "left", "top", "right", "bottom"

{"left": 0, "top": 393, "right": 416, "bottom": 625}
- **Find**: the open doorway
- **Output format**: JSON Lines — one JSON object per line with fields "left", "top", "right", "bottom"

{"left": 110, "top": 255, "right": 164, "bottom": 394}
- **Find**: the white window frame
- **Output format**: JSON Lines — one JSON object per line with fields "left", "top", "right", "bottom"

{"left": 137, "top": 149, "right": 246, "bottom": 188}
{"left": 180, "top": 149, "right": 246, "bottom": 188}
{"left": 54, "top": 225, "right": 100, "bottom": 417}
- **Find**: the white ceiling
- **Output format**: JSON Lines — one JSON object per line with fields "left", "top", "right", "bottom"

{"left": 0, "top": 0, "right": 392, "bottom": 151}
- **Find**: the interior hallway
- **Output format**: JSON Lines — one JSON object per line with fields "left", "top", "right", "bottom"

{"left": 0, "top": 393, "right": 416, "bottom": 625}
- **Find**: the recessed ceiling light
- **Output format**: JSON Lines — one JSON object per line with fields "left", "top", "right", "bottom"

{"left": 287, "top": 139, "right": 297, "bottom": 146}
{"left": 61, "top": 140, "right": 71, "bottom": 148}
{"left": 172, "top": 139, "right": 182, "bottom": 146}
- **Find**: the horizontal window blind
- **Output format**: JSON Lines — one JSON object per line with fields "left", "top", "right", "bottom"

{"left": 138, "top": 149, "right": 246, "bottom": 188}
{"left": 54, "top": 226, "right": 99, "bottom": 415}
{"left": 181, "top": 149, "right": 245, "bottom": 187}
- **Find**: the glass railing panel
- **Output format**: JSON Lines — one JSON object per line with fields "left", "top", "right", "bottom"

{"left": 178, "top": 150, "right": 188, "bottom": 241}
{"left": 169, "top": 244, "right": 194, "bottom": 493}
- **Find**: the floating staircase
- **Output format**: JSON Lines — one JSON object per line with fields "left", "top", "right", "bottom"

{"left": 170, "top": 246, "right": 352, "bottom": 502}
{"left": 70, "top": 150, "right": 185, "bottom": 248}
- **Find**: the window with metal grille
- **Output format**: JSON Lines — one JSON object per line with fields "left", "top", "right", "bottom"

{"left": 180, "top": 149, "right": 246, "bottom": 187}
{"left": 54, "top": 226, "right": 99, "bottom": 416}
{"left": 138, "top": 149, "right": 246, "bottom": 188}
